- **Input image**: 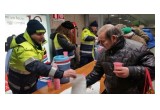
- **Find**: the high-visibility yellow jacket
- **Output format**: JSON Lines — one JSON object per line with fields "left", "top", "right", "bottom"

{"left": 80, "top": 28, "right": 96, "bottom": 58}
{"left": 9, "top": 31, "right": 45, "bottom": 74}
{"left": 52, "top": 33, "right": 75, "bottom": 59}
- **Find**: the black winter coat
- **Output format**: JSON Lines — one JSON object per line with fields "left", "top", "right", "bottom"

{"left": 86, "top": 37, "right": 155, "bottom": 94}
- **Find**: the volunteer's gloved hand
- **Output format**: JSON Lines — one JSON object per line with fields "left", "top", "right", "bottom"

{"left": 113, "top": 67, "right": 129, "bottom": 78}
{"left": 63, "top": 69, "right": 77, "bottom": 78}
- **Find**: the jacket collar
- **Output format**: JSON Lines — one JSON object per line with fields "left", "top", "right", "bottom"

{"left": 23, "top": 31, "right": 43, "bottom": 50}
{"left": 107, "top": 36, "right": 125, "bottom": 55}
{"left": 23, "top": 31, "right": 35, "bottom": 46}
{"left": 83, "top": 27, "right": 96, "bottom": 35}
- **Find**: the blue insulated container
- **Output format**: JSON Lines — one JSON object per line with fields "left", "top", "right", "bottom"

{"left": 53, "top": 55, "right": 71, "bottom": 84}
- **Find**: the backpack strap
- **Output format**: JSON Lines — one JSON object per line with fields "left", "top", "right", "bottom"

{"left": 5, "top": 35, "right": 16, "bottom": 52}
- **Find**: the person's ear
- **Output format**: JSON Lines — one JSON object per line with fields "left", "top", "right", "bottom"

{"left": 111, "top": 35, "right": 117, "bottom": 43}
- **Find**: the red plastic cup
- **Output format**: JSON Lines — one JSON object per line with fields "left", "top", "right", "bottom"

{"left": 113, "top": 62, "right": 123, "bottom": 70}
{"left": 63, "top": 51, "right": 68, "bottom": 56}
{"left": 47, "top": 80, "right": 52, "bottom": 88}
{"left": 54, "top": 78, "right": 60, "bottom": 90}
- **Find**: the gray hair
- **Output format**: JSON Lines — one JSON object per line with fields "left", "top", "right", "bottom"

{"left": 97, "top": 24, "right": 123, "bottom": 39}
{"left": 97, "top": 24, "right": 113, "bottom": 36}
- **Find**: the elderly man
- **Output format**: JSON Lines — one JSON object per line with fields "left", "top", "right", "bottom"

{"left": 86, "top": 24, "right": 155, "bottom": 94}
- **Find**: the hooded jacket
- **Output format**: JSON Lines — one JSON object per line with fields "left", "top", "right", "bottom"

{"left": 8, "top": 32, "right": 63, "bottom": 88}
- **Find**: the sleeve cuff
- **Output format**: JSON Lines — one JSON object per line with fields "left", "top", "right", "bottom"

{"left": 48, "top": 67, "right": 57, "bottom": 77}
{"left": 128, "top": 66, "right": 135, "bottom": 78}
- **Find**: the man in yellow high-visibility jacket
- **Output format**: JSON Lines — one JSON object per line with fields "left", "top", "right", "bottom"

{"left": 8, "top": 19, "right": 76, "bottom": 94}
{"left": 80, "top": 21, "right": 98, "bottom": 67}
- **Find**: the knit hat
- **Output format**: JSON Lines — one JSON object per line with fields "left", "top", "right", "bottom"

{"left": 90, "top": 20, "right": 98, "bottom": 27}
{"left": 26, "top": 19, "right": 46, "bottom": 36}
{"left": 122, "top": 27, "right": 134, "bottom": 37}
{"left": 61, "top": 21, "right": 75, "bottom": 29}
{"left": 132, "top": 20, "right": 140, "bottom": 27}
